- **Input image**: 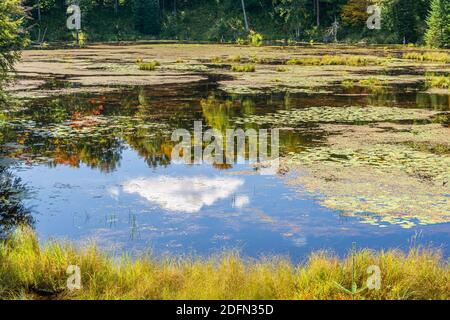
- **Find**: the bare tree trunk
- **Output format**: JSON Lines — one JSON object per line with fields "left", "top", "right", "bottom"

{"left": 37, "top": 0, "right": 41, "bottom": 22}
{"left": 114, "top": 0, "right": 118, "bottom": 14}
{"left": 241, "top": 0, "right": 249, "bottom": 31}
{"left": 316, "top": 0, "right": 320, "bottom": 27}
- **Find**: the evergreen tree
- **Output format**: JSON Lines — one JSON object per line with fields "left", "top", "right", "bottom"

{"left": 393, "top": 0, "right": 419, "bottom": 43}
{"left": 0, "top": 0, "right": 28, "bottom": 86}
{"left": 425, "top": 0, "right": 450, "bottom": 48}
{"left": 133, "top": 0, "right": 161, "bottom": 35}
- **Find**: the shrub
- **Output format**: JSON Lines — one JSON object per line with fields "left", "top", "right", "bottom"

{"left": 402, "top": 52, "right": 450, "bottom": 63}
{"left": 286, "top": 55, "right": 380, "bottom": 66}
{"left": 248, "top": 30, "right": 263, "bottom": 46}
{"left": 231, "top": 64, "right": 255, "bottom": 72}
{"left": 137, "top": 60, "right": 161, "bottom": 71}
{"left": 426, "top": 73, "right": 450, "bottom": 89}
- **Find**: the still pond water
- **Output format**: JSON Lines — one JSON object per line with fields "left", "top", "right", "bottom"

{"left": 1, "top": 80, "right": 449, "bottom": 261}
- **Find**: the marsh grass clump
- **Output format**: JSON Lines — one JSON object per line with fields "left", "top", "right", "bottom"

{"left": 227, "top": 55, "right": 241, "bottom": 63}
{"left": 276, "top": 66, "right": 288, "bottom": 72}
{"left": 0, "top": 228, "right": 448, "bottom": 300}
{"left": 425, "top": 73, "right": 450, "bottom": 89}
{"left": 286, "top": 55, "right": 380, "bottom": 66}
{"left": 359, "top": 77, "right": 386, "bottom": 93}
{"left": 248, "top": 54, "right": 268, "bottom": 64}
{"left": 137, "top": 60, "right": 161, "bottom": 71}
{"left": 210, "top": 56, "right": 224, "bottom": 63}
{"left": 403, "top": 141, "right": 450, "bottom": 155}
{"left": 403, "top": 52, "right": 450, "bottom": 63}
{"left": 341, "top": 79, "right": 355, "bottom": 89}
{"left": 231, "top": 64, "right": 255, "bottom": 72}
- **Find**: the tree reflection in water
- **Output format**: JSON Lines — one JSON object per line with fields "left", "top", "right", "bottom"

{"left": 0, "top": 165, "right": 34, "bottom": 239}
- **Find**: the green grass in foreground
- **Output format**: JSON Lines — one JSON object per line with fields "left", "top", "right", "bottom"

{"left": 0, "top": 228, "right": 448, "bottom": 300}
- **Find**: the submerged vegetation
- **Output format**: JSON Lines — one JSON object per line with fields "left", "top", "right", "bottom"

{"left": 0, "top": 228, "right": 448, "bottom": 300}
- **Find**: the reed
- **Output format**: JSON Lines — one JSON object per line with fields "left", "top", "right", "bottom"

{"left": 0, "top": 227, "right": 448, "bottom": 300}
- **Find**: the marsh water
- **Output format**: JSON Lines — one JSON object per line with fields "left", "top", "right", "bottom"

{"left": 1, "top": 79, "right": 449, "bottom": 260}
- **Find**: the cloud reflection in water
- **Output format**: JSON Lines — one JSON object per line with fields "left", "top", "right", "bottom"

{"left": 123, "top": 176, "right": 245, "bottom": 213}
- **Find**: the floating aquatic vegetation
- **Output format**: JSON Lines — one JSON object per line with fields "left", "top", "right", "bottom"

{"left": 0, "top": 112, "right": 172, "bottom": 170}
{"left": 234, "top": 106, "right": 440, "bottom": 126}
{"left": 4, "top": 114, "right": 169, "bottom": 140}
{"left": 283, "top": 139, "right": 450, "bottom": 227}
{"left": 287, "top": 144, "right": 450, "bottom": 186}
{"left": 402, "top": 141, "right": 450, "bottom": 155}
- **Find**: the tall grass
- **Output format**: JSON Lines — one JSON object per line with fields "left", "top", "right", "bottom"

{"left": 426, "top": 73, "right": 450, "bottom": 89}
{"left": 231, "top": 64, "right": 255, "bottom": 72}
{"left": 136, "top": 59, "right": 161, "bottom": 71}
{"left": 286, "top": 55, "right": 381, "bottom": 66}
{"left": 403, "top": 52, "right": 450, "bottom": 63}
{"left": 0, "top": 228, "right": 448, "bottom": 300}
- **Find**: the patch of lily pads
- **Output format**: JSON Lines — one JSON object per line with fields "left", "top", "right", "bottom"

{"left": 4, "top": 115, "right": 169, "bottom": 141}
{"left": 284, "top": 143, "right": 450, "bottom": 228}
{"left": 234, "top": 106, "right": 441, "bottom": 126}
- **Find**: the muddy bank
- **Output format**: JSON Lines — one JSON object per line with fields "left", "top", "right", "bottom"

{"left": 7, "top": 43, "right": 450, "bottom": 98}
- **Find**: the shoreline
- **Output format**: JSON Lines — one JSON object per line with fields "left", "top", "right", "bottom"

{"left": 1, "top": 228, "right": 448, "bottom": 300}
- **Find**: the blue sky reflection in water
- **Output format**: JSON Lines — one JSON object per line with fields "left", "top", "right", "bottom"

{"left": 4, "top": 85, "right": 450, "bottom": 261}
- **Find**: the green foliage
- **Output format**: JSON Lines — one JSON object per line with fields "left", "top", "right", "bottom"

{"left": 425, "top": 0, "right": 450, "bottom": 48}
{"left": 0, "top": 167, "right": 33, "bottom": 239}
{"left": 133, "top": 0, "right": 161, "bottom": 35}
{"left": 393, "top": 0, "right": 420, "bottom": 43}
{"left": 248, "top": 30, "right": 263, "bottom": 46}
{"left": 16, "top": 0, "right": 446, "bottom": 45}
{"left": 272, "top": 0, "right": 309, "bottom": 40}
{"left": 0, "top": 0, "right": 28, "bottom": 88}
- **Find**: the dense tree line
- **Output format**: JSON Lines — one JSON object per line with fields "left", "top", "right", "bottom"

{"left": 12, "top": 0, "right": 448, "bottom": 47}
{"left": 1, "top": 0, "right": 449, "bottom": 56}
{"left": 0, "top": 0, "right": 28, "bottom": 103}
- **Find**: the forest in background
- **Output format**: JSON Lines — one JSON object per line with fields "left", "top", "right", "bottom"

{"left": 20, "top": 0, "right": 449, "bottom": 47}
